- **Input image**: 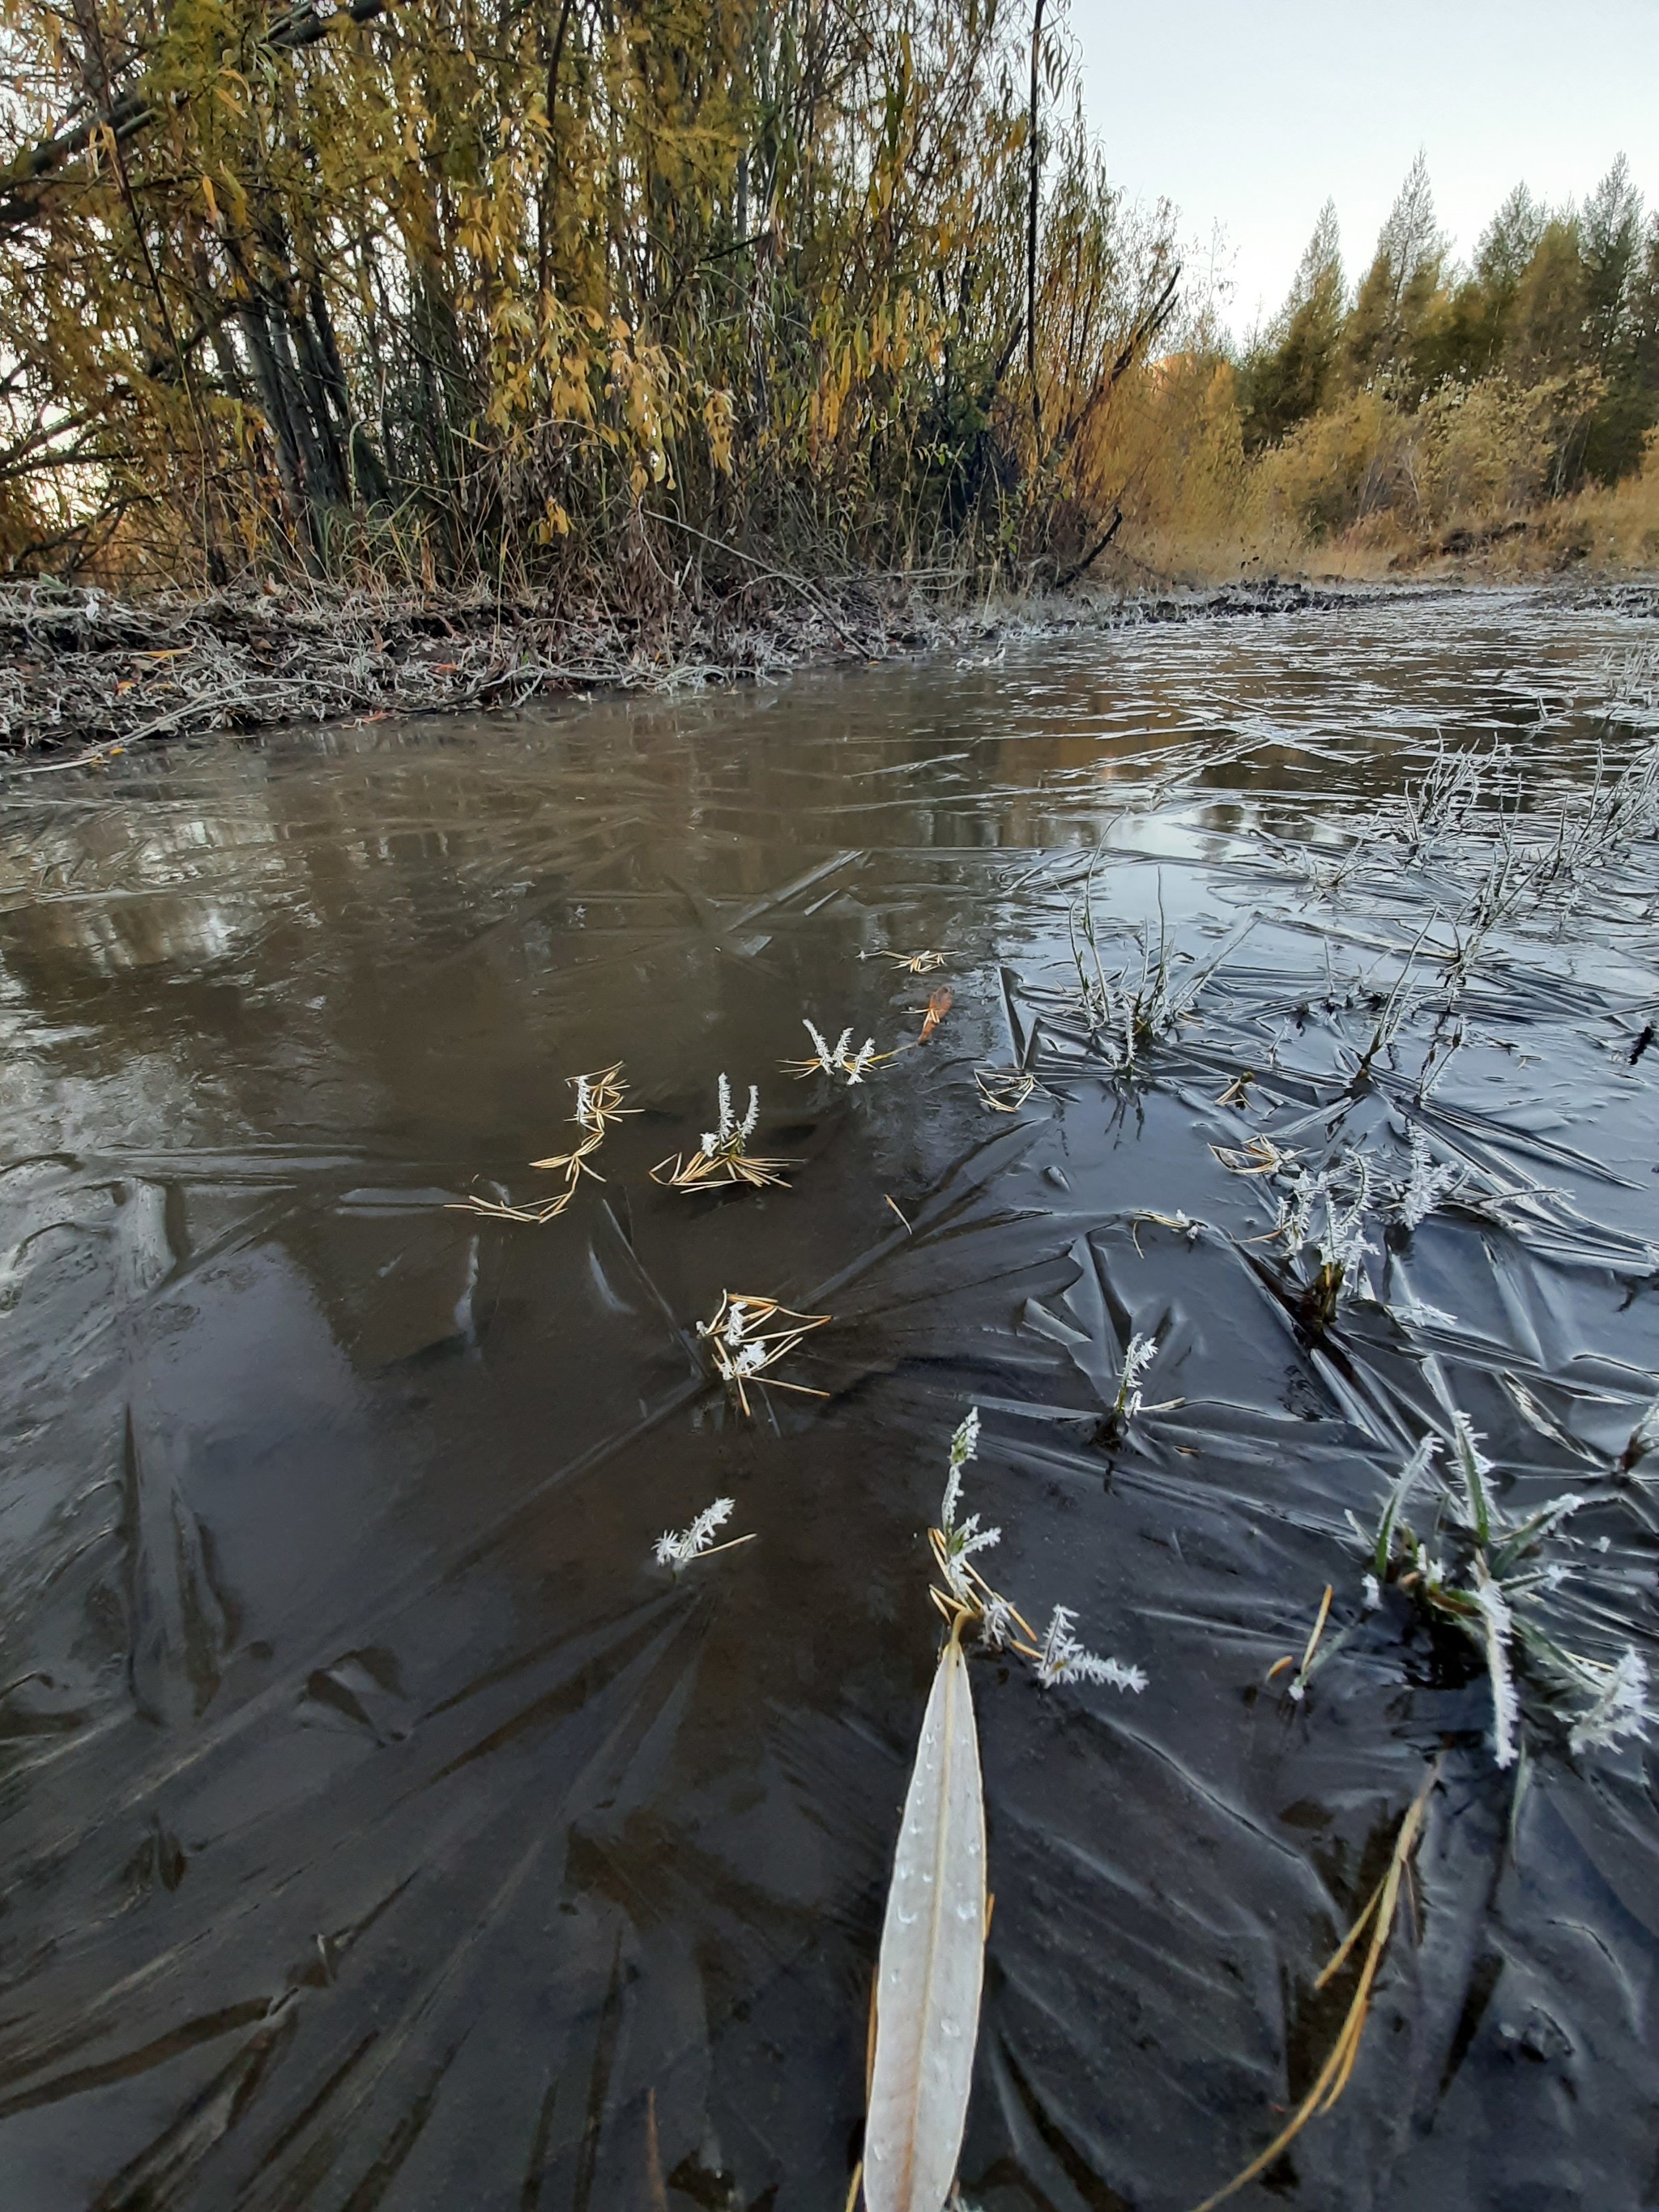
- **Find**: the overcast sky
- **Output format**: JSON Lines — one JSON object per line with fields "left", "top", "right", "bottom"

{"left": 1068, "top": 0, "right": 1659, "bottom": 340}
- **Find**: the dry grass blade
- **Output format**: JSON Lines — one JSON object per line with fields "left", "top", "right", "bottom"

{"left": 650, "top": 1146, "right": 795, "bottom": 1191}
{"left": 695, "top": 1290, "right": 831, "bottom": 1416}
{"left": 864, "top": 1613, "right": 987, "bottom": 2212}
{"left": 453, "top": 1188, "right": 580, "bottom": 1225}
{"left": 919, "top": 987, "right": 953, "bottom": 1042}
{"left": 1265, "top": 1583, "right": 1334, "bottom": 1701}
{"left": 1211, "top": 1135, "right": 1299, "bottom": 1178}
{"left": 975, "top": 1065, "right": 1036, "bottom": 1113}
{"left": 450, "top": 1060, "right": 631, "bottom": 1224}
{"left": 1189, "top": 1767, "right": 1436, "bottom": 2212}
{"left": 876, "top": 949, "right": 949, "bottom": 974}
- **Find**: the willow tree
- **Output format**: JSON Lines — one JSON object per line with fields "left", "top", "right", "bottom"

{"left": 0, "top": 0, "right": 1182, "bottom": 588}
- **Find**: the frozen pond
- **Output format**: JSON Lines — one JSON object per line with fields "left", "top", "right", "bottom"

{"left": 1, "top": 587, "right": 1657, "bottom": 2211}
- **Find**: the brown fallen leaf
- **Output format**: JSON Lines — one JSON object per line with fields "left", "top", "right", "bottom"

{"left": 919, "top": 986, "right": 953, "bottom": 1041}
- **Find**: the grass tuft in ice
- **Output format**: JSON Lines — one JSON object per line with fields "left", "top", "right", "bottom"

{"left": 1068, "top": 873, "right": 1249, "bottom": 1074}
{"left": 782, "top": 1019, "right": 893, "bottom": 1085}
{"left": 694, "top": 1290, "right": 831, "bottom": 1416}
{"left": 652, "top": 1074, "right": 795, "bottom": 1190}
{"left": 1360, "top": 1413, "right": 1645, "bottom": 1766}
{"left": 1236, "top": 1132, "right": 1468, "bottom": 1334}
{"left": 1101, "top": 1330, "right": 1175, "bottom": 1441}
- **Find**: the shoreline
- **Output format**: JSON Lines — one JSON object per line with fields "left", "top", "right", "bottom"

{"left": 1, "top": 572, "right": 1654, "bottom": 772}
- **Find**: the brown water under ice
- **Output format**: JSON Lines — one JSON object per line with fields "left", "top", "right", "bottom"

{"left": 0, "top": 587, "right": 1656, "bottom": 2211}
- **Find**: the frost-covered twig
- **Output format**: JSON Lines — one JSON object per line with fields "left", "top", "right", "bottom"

{"left": 1353, "top": 1408, "right": 1643, "bottom": 1769}
{"left": 1034, "top": 1605, "right": 1147, "bottom": 1693}
{"left": 654, "top": 1497, "right": 753, "bottom": 1572}
{"left": 1392, "top": 1127, "right": 1466, "bottom": 1230}
{"left": 927, "top": 1408, "right": 1147, "bottom": 1695}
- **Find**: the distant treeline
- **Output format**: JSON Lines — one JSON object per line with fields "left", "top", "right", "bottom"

{"left": 1222, "top": 155, "right": 1659, "bottom": 560}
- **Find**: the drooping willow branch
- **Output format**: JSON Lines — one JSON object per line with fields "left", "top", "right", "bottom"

{"left": 0, "top": 0, "right": 398, "bottom": 239}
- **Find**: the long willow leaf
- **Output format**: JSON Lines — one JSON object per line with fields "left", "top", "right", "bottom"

{"left": 864, "top": 1617, "right": 987, "bottom": 2212}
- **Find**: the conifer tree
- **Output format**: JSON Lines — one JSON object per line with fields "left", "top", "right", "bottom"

{"left": 1341, "top": 152, "right": 1447, "bottom": 393}
{"left": 1239, "top": 199, "right": 1343, "bottom": 449}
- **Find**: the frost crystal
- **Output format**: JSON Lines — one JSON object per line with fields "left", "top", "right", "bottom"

{"left": 1469, "top": 1562, "right": 1520, "bottom": 1768}
{"left": 1275, "top": 1170, "right": 1320, "bottom": 1249}
{"left": 1450, "top": 1412, "right": 1495, "bottom": 1541}
{"left": 936, "top": 1409, "right": 997, "bottom": 1603}
{"left": 1034, "top": 1605, "right": 1146, "bottom": 1694}
{"left": 1394, "top": 1126, "right": 1465, "bottom": 1230}
{"left": 940, "top": 1406, "right": 980, "bottom": 1534}
{"left": 654, "top": 1496, "right": 735, "bottom": 1571}
{"left": 1317, "top": 1164, "right": 1376, "bottom": 1283}
{"left": 1361, "top": 1573, "right": 1381, "bottom": 1611}
{"left": 1569, "top": 1649, "right": 1650, "bottom": 1753}
{"left": 1115, "top": 1332, "right": 1158, "bottom": 1422}
{"left": 979, "top": 1591, "right": 1015, "bottom": 1650}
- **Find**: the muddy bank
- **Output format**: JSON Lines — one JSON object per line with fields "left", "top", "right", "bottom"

{"left": 0, "top": 573, "right": 1398, "bottom": 765}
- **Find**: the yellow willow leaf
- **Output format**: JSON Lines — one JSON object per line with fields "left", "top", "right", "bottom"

{"left": 865, "top": 1617, "right": 986, "bottom": 2212}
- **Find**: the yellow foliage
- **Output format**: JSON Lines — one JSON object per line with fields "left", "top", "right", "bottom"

{"left": 0, "top": 0, "right": 1184, "bottom": 588}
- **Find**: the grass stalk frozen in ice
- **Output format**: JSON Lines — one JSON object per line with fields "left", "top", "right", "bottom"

{"left": 652, "top": 1073, "right": 796, "bottom": 1190}
{"left": 694, "top": 1290, "right": 831, "bottom": 1417}
{"left": 452, "top": 1061, "right": 632, "bottom": 1223}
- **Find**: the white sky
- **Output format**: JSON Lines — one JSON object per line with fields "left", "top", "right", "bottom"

{"left": 1068, "top": 0, "right": 1659, "bottom": 341}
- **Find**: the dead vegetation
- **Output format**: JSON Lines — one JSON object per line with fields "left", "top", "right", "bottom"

{"left": 0, "top": 578, "right": 1384, "bottom": 764}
